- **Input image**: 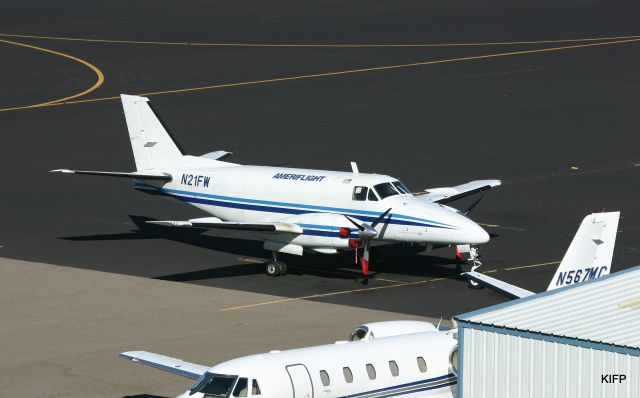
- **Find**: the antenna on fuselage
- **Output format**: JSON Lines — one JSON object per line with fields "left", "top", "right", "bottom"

{"left": 436, "top": 316, "right": 443, "bottom": 332}
{"left": 350, "top": 162, "right": 359, "bottom": 174}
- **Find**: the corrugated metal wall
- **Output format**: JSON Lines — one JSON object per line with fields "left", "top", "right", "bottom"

{"left": 461, "top": 328, "right": 640, "bottom": 398}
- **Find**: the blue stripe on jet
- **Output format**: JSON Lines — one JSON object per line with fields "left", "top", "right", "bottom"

{"left": 340, "top": 374, "right": 456, "bottom": 398}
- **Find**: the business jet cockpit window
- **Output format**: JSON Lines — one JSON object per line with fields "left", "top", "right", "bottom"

{"left": 232, "top": 377, "right": 248, "bottom": 397}
{"left": 189, "top": 373, "right": 237, "bottom": 397}
{"left": 349, "top": 327, "right": 368, "bottom": 341}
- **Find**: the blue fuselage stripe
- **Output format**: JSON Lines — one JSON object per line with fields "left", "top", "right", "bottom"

{"left": 340, "top": 374, "right": 457, "bottom": 398}
{"left": 134, "top": 184, "right": 454, "bottom": 230}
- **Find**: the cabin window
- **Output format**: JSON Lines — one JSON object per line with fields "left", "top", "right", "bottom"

{"left": 343, "top": 367, "right": 354, "bottom": 383}
{"left": 352, "top": 186, "right": 368, "bottom": 201}
{"left": 251, "top": 379, "right": 262, "bottom": 395}
{"left": 374, "top": 183, "right": 400, "bottom": 199}
{"left": 366, "top": 364, "right": 376, "bottom": 380}
{"left": 320, "top": 370, "right": 330, "bottom": 386}
{"left": 232, "top": 377, "right": 248, "bottom": 397}
{"left": 367, "top": 188, "right": 379, "bottom": 201}
{"left": 389, "top": 360, "right": 399, "bottom": 377}
{"left": 417, "top": 357, "right": 427, "bottom": 373}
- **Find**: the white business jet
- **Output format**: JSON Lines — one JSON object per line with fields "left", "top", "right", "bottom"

{"left": 463, "top": 211, "right": 620, "bottom": 298}
{"left": 121, "top": 320, "right": 459, "bottom": 398}
{"left": 52, "top": 94, "right": 500, "bottom": 277}
{"left": 118, "top": 213, "right": 618, "bottom": 398}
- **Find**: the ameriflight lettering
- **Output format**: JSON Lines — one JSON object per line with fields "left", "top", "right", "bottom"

{"left": 272, "top": 173, "right": 326, "bottom": 182}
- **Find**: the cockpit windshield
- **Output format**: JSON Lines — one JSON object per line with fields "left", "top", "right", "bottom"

{"left": 373, "top": 181, "right": 411, "bottom": 199}
{"left": 392, "top": 181, "right": 411, "bottom": 194}
{"left": 189, "top": 373, "right": 237, "bottom": 397}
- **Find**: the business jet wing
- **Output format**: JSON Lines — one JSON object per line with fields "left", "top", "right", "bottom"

{"left": 419, "top": 179, "right": 501, "bottom": 204}
{"left": 148, "top": 217, "right": 303, "bottom": 234}
{"left": 463, "top": 211, "right": 620, "bottom": 299}
{"left": 120, "top": 351, "right": 208, "bottom": 379}
{"left": 463, "top": 272, "right": 535, "bottom": 299}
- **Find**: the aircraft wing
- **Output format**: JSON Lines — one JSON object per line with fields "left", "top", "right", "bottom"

{"left": 148, "top": 217, "right": 303, "bottom": 234}
{"left": 462, "top": 271, "right": 535, "bottom": 299}
{"left": 50, "top": 169, "right": 171, "bottom": 181}
{"left": 419, "top": 179, "right": 501, "bottom": 204}
{"left": 120, "top": 351, "right": 209, "bottom": 379}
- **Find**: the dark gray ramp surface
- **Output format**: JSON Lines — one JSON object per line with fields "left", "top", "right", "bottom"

{"left": 1, "top": 0, "right": 639, "bottom": 317}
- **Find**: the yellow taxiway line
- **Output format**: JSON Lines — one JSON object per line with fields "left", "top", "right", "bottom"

{"left": 2, "top": 36, "right": 637, "bottom": 113}
{"left": 0, "top": 39, "right": 104, "bottom": 112}
{"left": 1, "top": 32, "right": 639, "bottom": 48}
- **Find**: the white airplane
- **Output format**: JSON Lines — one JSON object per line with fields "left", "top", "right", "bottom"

{"left": 118, "top": 212, "right": 618, "bottom": 398}
{"left": 52, "top": 94, "right": 500, "bottom": 277}
{"left": 121, "top": 320, "right": 459, "bottom": 398}
{"left": 463, "top": 211, "right": 620, "bottom": 298}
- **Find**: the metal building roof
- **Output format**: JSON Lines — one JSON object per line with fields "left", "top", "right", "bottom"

{"left": 455, "top": 265, "right": 640, "bottom": 350}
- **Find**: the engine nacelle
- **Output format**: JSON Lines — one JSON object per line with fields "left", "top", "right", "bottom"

{"left": 279, "top": 212, "right": 359, "bottom": 249}
{"left": 348, "top": 320, "right": 447, "bottom": 341}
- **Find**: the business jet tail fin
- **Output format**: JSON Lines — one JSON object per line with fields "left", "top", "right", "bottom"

{"left": 120, "top": 351, "right": 208, "bottom": 379}
{"left": 463, "top": 211, "right": 620, "bottom": 299}
{"left": 546, "top": 211, "right": 619, "bottom": 291}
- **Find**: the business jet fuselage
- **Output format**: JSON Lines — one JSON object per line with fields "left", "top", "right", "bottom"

{"left": 121, "top": 321, "right": 458, "bottom": 398}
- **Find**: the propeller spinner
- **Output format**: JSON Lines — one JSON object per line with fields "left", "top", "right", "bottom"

{"left": 343, "top": 208, "right": 392, "bottom": 276}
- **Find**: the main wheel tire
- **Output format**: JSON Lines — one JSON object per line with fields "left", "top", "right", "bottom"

{"left": 275, "top": 261, "right": 288, "bottom": 276}
{"left": 266, "top": 262, "right": 279, "bottom": 277}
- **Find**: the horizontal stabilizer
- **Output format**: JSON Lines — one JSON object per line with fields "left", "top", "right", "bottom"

{"left": 148, "top": 217, "right": 303, "bottom": 234}
{"left": 200, "top": 150, "right": 234, "bottom": 161}
{"left": 421, "top": 179, "right": 501, "bottom": 204}
{"left": 463, "top": 271, "right": 535, "bottom": 299}
{"left": 120, "top": 351, "right": 208, "bottom": 379}
{"left": 50, "top": 169, "right": 171, "bottom": 181}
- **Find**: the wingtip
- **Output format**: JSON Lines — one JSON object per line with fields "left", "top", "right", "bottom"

{"left": 49, "top": 169, "right": 73, "bottom": 174}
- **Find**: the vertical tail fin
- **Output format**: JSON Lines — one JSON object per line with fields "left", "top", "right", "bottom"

{"left": 121, "top": 94, "right": 183, "bottom": 171}
{"left": 546, "top": 211, "right": 620, "bottom": 291}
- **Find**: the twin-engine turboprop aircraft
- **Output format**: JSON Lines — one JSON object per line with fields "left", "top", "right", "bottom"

{"left": 52, "top": 94, "right": 500, "bottom": 277}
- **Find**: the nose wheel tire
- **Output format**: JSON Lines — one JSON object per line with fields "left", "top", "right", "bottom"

{"left": 266, "top": 261, "right": 288, "bottom": 277}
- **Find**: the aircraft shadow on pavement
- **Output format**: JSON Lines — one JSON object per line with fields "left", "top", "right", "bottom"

{"left": 60, "top": 215, "right": 476, "bottom": 283}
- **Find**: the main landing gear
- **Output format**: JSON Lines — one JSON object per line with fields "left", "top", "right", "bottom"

{"left": 265, "top": 252, "right": 288, "bottom": 277}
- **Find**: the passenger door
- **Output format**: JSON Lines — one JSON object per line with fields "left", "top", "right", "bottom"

{"left": 286, "top": 364, "right": 314, "bottom": 398}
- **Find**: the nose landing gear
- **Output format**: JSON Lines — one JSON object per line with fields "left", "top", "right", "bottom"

{"left": 467, "top": 245, "right": 483, "bottom": 289}
{"left": 454, "top": 245, "right": 483, "bottom": 289}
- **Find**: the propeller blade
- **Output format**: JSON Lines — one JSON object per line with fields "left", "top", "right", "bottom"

{"left": 464, "top": 195, "right": 484, "bottom": 216}
{"left": 344, "top": 215, "right": 365, "bottom": 231}
{"left": 371, "top": 208, "right": 392, "bottom": 228}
